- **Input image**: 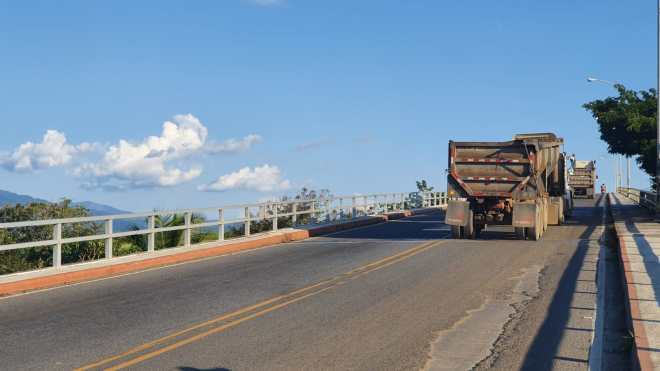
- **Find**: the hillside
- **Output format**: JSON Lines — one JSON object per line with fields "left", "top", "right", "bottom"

{"left": 0, "top": 190, "right": 129, "bottom": 216}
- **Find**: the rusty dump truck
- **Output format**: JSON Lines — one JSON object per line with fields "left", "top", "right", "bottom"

{"left": 445, "top": 133, "right": 573, "bottom": 241}
{"left": 568, "top": 160, "right": 596, "bottom": 199}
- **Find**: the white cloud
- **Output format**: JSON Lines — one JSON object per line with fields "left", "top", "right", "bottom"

{"left": 76, "top": 114, "right": 209, "bottom": 190}
{"left": 1, "top": 114, "right": 263, "bottom": 191}
{"left": 206, "top": 134, "right": 262, "bottom": 154}
{"left": 0, "top": 130, "right": 96, "bottom": 172}
{"left": 199, "top": 164, "right": 291, "bottom": 192}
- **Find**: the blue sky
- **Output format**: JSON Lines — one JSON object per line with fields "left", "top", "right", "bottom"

{"left": 0, "top": 0, "right": 655, "bottom": 211}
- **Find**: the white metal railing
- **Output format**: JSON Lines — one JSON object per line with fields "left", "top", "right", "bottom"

{"left": 0, "top": 191, "right": 448, "bottom": 274}
{"left": 617, "top": 187, "right": 657, "bottom": 211}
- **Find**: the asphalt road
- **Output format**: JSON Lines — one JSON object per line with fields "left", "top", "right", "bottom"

{"left": 0, "top": 197, "right": 606, "bottom": 371}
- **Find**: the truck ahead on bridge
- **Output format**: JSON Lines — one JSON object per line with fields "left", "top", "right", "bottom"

{"left": 445, "top": 133, "right": 573, "bottom": 241}
{"left": 568, "top": 160, "right": 596, "bottom": 199}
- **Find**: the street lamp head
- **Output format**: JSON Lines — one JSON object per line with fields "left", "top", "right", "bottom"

{"left": 587, "top": 77, "right": 598, "bottom": 83}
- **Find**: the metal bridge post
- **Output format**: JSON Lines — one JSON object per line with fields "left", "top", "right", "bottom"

{"left": 105, "top": 219, "right": 113, "bottom": 259}
{"left": 273, "top": 203, "right": 278, "bottom": 231}
{"left": 148, "top": 215, "right": 155, "bottom": 252}
{"left": 53, "top": 223, "right": 62, "bottom": 269}
{"left": 352, "top": 197, "right": 357, "bottom": 218}
{"left": 311, "top": 200, "right": 316, "bottom": 224}
{"left": 218, "top": 209, "right": 225, "bottom": 241}
{"left": 244, "top": 207, "right": 251, "bottom": 237}
{"left": 184, "top": 212, "right": 192, "bottom": 248}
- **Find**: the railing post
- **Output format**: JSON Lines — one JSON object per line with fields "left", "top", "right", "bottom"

{"left": 53, "top": 223, "right": 62, "bottom": 269}
{"left": 244, "top": 207, "right": 251, "bottom": 237}
{"left": 292, "top": 203, "right": 297, "bottom": 226}
{"left": 148, "top": 215, "right": 155, "bottom": 252}
{"left": 352, "top": 197, "right": 357, "bottom": 218}
{"left": 218, "top": 209, "right": 225, "bottom": 241}
{"left": 326, "top": 200, "right": 331, "bottom": 222}
{"left": 184, "top": 212, "right": 191, "bottom": 248}
{"left": 273, "top": 204, "right": 278, "bottom": 231}
{"left": 339, "top": 199, "right": 343, "bottom": 220}
{"left": 105, "top": 219, "right": 113, "bottom": 259}
{"left": 363, "top": 196, "right": 368, "bottom": 215}
{"left": 310, "top": 200, "right": 316, "bottom": 224}
{"left": 384, "top": 195, "right": 389, "bottom": 213}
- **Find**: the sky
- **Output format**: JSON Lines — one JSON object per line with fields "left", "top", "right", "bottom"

{"left": 0, "top": 0, "right": 656, "bottom": 211}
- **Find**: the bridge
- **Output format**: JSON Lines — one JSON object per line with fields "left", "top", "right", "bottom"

{"left": 0, "top": 190, "right": 658, "bottom": 370}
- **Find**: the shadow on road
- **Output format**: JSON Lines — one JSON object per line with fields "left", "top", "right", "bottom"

{"left": 519, "top": 194, "right": 604, "bottom": 370}
{"left": 612, "top": 195, "right": 660, "bottom": 308}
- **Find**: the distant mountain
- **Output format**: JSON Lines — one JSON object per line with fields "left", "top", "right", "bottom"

{"left": 71, "top": 201, "right": 128, "bottom": 216}
{"left": 0, "top": 189, "right": 129, "bottom": 216}
{"left": 0, "top": 190, "right": 49, "bottom": 206}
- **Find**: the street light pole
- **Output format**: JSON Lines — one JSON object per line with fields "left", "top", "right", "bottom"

{"left": 628, "top": 156, "right": 631, "bottom": 190}
{"left": 656, "top": 0, "right": 660, "bottom": 216}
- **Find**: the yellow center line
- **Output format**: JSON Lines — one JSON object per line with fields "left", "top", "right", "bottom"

{"left": 76, "top": 239, "right": 444, "bottom": 371}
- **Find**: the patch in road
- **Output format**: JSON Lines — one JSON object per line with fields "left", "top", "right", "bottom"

{"left": 424, "top": 265, "right": 542, "bottom": 371}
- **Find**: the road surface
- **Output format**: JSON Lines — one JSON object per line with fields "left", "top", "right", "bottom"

{"left": 0, "top": 197, "right": 607, "bottom": 370}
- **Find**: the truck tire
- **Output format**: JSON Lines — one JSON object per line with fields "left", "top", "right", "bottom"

{"left": 464, "top": 211, "right": 476, "bottom": 239}
{"left": 515, "top": 227, "right": 526, "bottom": 240}
{"left": 525, "top": 209, "right": 541, "bottom": 241}
{"left": 451, "top": 225, "right": 462, "bottom": 239}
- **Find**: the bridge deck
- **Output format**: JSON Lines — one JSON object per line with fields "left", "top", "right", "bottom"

{"left": 0, "top": 200, "right": 609, "bottom": 370}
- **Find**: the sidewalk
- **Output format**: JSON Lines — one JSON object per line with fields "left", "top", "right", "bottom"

{"left": 609, "top": 193, "right": 660, "bottom": 370}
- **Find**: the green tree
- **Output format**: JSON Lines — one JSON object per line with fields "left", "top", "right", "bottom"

{"left": 583, "top": 84, "right": 657, "bottom": 186}
{"left": 416, "top": 179, "right": 434, "bottom": 192}
{"left": 0, "top": 200, "right": 103, "bottom": 274}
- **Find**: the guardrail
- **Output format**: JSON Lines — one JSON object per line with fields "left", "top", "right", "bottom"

{"left": 0, "top": 191, "right": 448, "bottom": 274}
{"left": 617, "top": 187, "right": 657, "bottom": 211}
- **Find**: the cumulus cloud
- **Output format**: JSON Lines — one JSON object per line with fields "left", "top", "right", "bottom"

{"left": 199, "top": 164, "right": 291, "bottom": 192}
{"left": 0, "top": 130, "right": 96, "bottom": 172}
{"left": 206, "top": 134, "right": 262, "bottom": 154}
{"left": 1, "top": 114, "right": 263, "bottom": 191}
{"left": 75, "top": 114, "right": 210, "bottom": 190}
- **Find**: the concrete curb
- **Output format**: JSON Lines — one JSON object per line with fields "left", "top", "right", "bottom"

{"left": 0, "top": 208, "right": 441, "bottom": 297}
{"left": 606, "top": 193, "right": 655, "bottom": 371}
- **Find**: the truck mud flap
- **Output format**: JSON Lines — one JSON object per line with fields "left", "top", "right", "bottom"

{"left": 512, "top": 201, "right": 537, "bottom": 228}
{"left": 445, "top": 200, "right": 470, "bottom": 226}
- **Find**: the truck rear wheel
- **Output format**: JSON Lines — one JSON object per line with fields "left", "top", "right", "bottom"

{"left": 451, "top": 225, "right": 462, "bottom": 239}
{"left": 515, "top": 227, "right": 526, "bottom": 240}
{"left": 529, "top": 225, "right": 541, "bottom": 241}
{"left": 464, "top": 211, "right": 476, "bottom": 239}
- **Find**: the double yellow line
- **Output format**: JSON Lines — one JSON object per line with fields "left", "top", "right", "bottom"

{"left": 76, "top": 239, "right": 444, "bottom": 371}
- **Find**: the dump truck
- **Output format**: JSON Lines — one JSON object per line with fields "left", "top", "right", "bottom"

{"left": 445, "top": 133, "right": 572, "bottom": 241}
{"left": 568, "top": 160, "right": 596, "bottom": 199}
